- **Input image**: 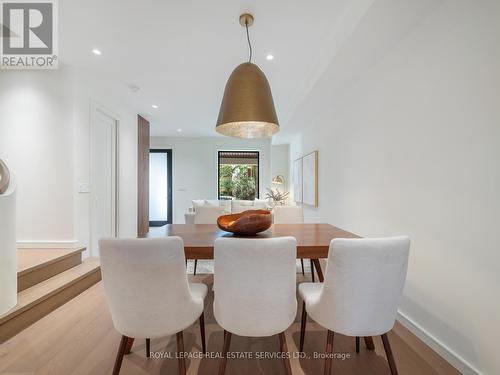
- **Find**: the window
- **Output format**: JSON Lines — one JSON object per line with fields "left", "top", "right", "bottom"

{"left": 218, "top": 151, "right": 259, "bottom": 200}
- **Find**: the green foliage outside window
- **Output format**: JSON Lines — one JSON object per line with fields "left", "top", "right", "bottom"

{"left": 219, "top": 164, "right": 258, "bottom": 200}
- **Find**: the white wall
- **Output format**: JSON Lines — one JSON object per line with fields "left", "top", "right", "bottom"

{"left": 287, "top": 1, "right": 500, "bottom": 374}
{"left": 271, "top": 144, "right": 290, "bottom": 197}
{"left": 0, "top": 68, "right": 139, "bottom": 255}
{"left": 151, "top": 137, "right": 272, "bottom": 223}
{"left": 0, "top": 70, "right": 75, "bottom": 245}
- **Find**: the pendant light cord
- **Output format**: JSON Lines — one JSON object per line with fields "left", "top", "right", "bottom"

{"left": 245, "top": 21, "right": 252, "bottom": 63}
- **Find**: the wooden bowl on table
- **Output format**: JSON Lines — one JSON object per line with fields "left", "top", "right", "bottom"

{"left": 217, "top": 209, "right": 272, "bottom": 236}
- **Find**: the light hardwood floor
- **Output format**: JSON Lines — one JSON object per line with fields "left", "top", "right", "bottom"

{"left": 0, "top": 275, "right": 460, "bottom": 375}
{"left": 17, "top": 248, "right": 85, "bottom": 273}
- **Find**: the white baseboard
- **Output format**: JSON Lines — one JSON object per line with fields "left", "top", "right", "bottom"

{"left": 17, "top": 240, "right": 81, "bottom": 249}
{"left": 397, "top": 311, "right": 482, "bottom": 375}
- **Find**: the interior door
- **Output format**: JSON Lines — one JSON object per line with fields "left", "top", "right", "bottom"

{"left": 149, "top": 149, "right": 172, "bottom": 226}
{"left": 91, "top": 107, "right": 117, "bottom": 256}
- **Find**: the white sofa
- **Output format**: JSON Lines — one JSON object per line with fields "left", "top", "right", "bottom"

{"left": 184, "top": 199, "right": 271, "bottom": 224}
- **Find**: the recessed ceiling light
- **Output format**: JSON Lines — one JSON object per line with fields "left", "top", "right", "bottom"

{"left": 152, "top": 104, "right": 158, "bottom": 109}
{"left": 266, "top": 54, "right": 274, "bottom": 61}
{"left": 129, "top": 85, "right": 141, "bottom": 93}
{"left": 92, "top": 49, "right": 102, "bottom": 56}
{"left": 177, "top": 128, "right": 182, "bottom": 133}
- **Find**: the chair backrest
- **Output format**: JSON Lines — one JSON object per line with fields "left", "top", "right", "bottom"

{"left": 253, "top": 199, "right": 269, "bottom": 209}
{"left": 313, "top": 237, "right": 410, "bottom": 336}
{"left": 273, "top": 206, "right": 304, "bottom": 224}
{"left": 214, "top": 237, "right": 297, "bottom": 337}
{"left": 231, "top": 199, "right": 254, "bottom": 214}
{"left": 194, "top": 206, "right": 225, "bottom": 224}
{"left": 184, "top": 212, "right": 195, "bottom": 224}
{"left": 99, "top": 237, "right": 203, "bottom": 338}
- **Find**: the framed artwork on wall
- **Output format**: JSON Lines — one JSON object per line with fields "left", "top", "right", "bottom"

{"left": 293, "top": 158, "right": 303, "bottom": 203}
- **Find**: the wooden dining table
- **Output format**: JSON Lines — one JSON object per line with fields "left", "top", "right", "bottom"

{"left": 146, "top": 222, "right": 375, "bottom": 350}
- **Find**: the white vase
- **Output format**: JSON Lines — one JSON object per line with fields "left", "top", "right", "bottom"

{"left": 0, "top": 181, "right": 17, "bottom": 314}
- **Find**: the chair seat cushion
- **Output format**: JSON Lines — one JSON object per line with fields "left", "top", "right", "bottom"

{"left": 298, "top": 282, "right": 323, "bottom": 305}
{"left": 189, "top": 282, "right": 208, "bottom": 301}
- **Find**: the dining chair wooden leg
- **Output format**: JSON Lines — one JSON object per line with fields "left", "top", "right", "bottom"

{"left": 113, "top": 335, "right": 130, "bottom": 375}
{"left": 355, "top": 337, "right": 360, "bottom": 353}
{"left": 300, "top": 258, "right": 305, "bottom": 276}
{"left": 310, "top": 259, "right": 315, "bottom": 282}
{"left": 199, "top": 312, "right": 206, "bottom": 354}
{"left": 124, "top": 337, "right": 134, "bottom": 354}
{"left": 278, "top": 332, "right": 292, "bottom": 375}
{"left": 312, "top": 259, "right": 324, "bottom": 282}
{"left": 177, "top": 331, "right": 186, "bottom": 375}
{"left": 381, "top": 333, "right": 399, "bottom": 375}
{"left": 146, "top": 338, "right": 151, "bottom": 357}
{"left": 364, "top": 336, "right": 375, "bottom": 350}
{"left": 218, "top": 330, "right": 232, "bottom": 375}
{"left": 300, "top": 301, "right": 307, "bottom": 352}
{"left": 324, "top": 330, "right": 335, "bottom": 375}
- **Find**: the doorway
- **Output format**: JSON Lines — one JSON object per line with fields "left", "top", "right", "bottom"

{"left": 149, "top": 149, "right": 172, "bottom": 226}
{"left": 90, "top": 104, "right": 118, "bottom": 256}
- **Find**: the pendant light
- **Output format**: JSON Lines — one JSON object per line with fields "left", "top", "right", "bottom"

{"left": 216, "top": 13, "right": 279, "bottom": 139}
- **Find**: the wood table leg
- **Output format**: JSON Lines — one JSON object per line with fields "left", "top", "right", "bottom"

{"left": 300, "top": 301, "right": 307, "bottom": 352}
{"left": 199, "top": 312, "right": 206, "bottom": 354}
{"left": 364, "top": 336, "right": 375, "bottom": 350}
{"left": 310, "top": 259, "right": 315, "bottom": 282}
{"left": 146, "top": 338, "right": 150, "bottom": 357}
{"left": 312, "top": 259, "right": 324, "bottom": 282}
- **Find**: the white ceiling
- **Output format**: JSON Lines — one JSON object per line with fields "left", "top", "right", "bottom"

{"left": 59, "top": 0, "right": 440, "bottom": 141}
{"left": 59, "top": 0, "right": 366, "bottom": 139}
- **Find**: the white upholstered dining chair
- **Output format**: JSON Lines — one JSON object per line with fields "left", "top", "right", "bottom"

{"left": 192, "top": 206, "right": 225, "bottom": 275}
{"left": 194, "top": 206, "right": 225, "bottom": 224}
{"left": 273, "top": 205, "right": 304, "bottom": 224}
{"left": 273, "top": 205, "right": 313, "bottom": 278}
{"left": 213, "top": 237, "right": 297, "bottom": 375}
{"left": 298, "top": 236, "right": 410, "bottom": 375}
{"left": 99, "top": 237, "right": 208, "bottom": 375}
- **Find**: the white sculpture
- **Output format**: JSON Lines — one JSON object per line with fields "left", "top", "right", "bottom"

{"left": 0, "top": 163, "right": 17, "bottom": 314}
{"left": 0, "top": 159, "right": 10, "bottom": 194}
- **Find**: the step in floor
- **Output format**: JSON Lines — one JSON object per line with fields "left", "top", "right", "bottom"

{"left": 17, "top": 247, "right": 86, "bottom": 292}
{"left": 0, "top": 257, "right": 101, "bottom": 343}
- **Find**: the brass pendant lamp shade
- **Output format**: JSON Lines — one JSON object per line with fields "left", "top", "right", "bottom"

{"left": 216, "top": 14, "right": 279, "bottom": 139}
{"left": 216, "top": 62, "right": 279, "bottom": 138}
